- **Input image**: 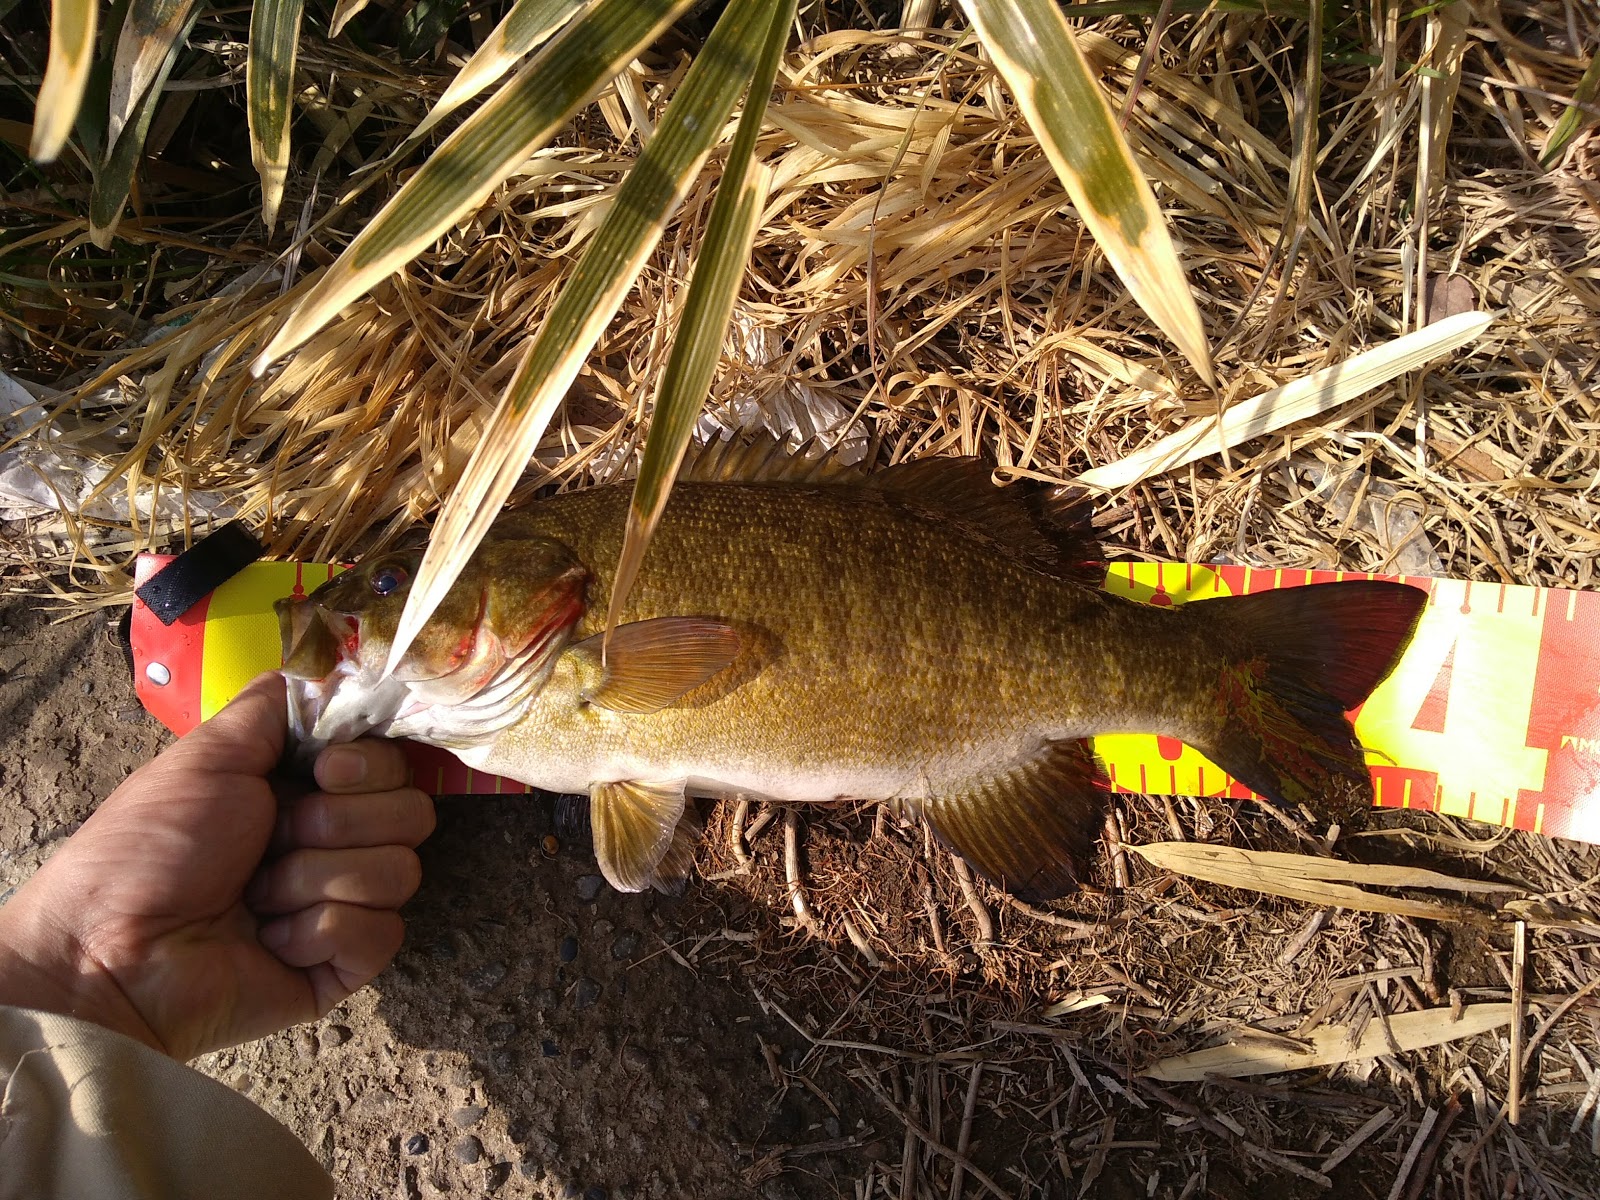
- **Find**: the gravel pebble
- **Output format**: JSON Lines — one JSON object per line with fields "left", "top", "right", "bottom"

{"left": 452, "top": 1106, "right": 487, "bottom": 1129}
{"left": 824, "top": 1116, "right": 842, "bottom": 1139}
{"left": 558, "top": 935, "right": 579, "bottom": 963}
{"left": 321, "top": 1025, "right": 352, "bottom": 1049}
{"left": 465, "top": 961, "right": 507, "bottom": 992}
{"left": 575, "top": 874, "right": 606, "bottom": 902}
{"left": 541, "top": 1039, "right": 560, "bottom": 1058}
{"left": 452, "top": 1136, "right": 483, "bottom": 1165}
{"left": 584, "top": 1188, "right": 609, "bottom": 1200}
{"left": 491, "top": 1049, "right": 515, "bottom": 1073}
{"left": 573, "top": 977, "right": 602, "bottom": 1011}
{"left": 404, "top": 1134, "right": 429, "bottom": 1156}
{"left": 610, "top": 931, "right": 640, "bottom": 961}
{"left": 569, "top": 1047, "right": 593, "bottom": 1068}
{"left": 518, "top": 1157, "right": 545, "bottom": 1180}
{"left": 622, "top": 1044, "right": 650, "bottom": 1071}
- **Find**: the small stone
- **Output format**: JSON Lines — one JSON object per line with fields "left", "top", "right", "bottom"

{"left": 452, "top": 1136, "right": 483, "bottom": 1165}
{"left": 486, "top": 1163, "right": 513, "bottom": 1192}
{"left": 80, "top": 681, "right": 93, "bottom": 696}
{"left": 321, "top": 1025, "right": 352, "bottom": 1049}
{"left": 518, "top": 1156, "right": 545, "bottom": 1180}
{"left": 452, "top": 1106, "right": 487, "bottom": 1129}
{"left": 541, "top": 1039, "right": 560, "bottom": 1058}
{"left": 486, "top": 1020, "right": 517, "bottom": 1045}
{"left": 573, "top": 977, "right": 602, "bottom": 1011}
{"left": 558, "top": 935, "right": 579, "bottom": 963}
{"left": 824, "top": 1116, "right": 842, "bottom": 1139}
{"left": 610, "top": 931, "right": 640, "bottom": 961}
{"left": 562, "top": 1184, "right": 581, "bottom": 1199}
{"left": 622, "top": 1045, "right": 649, "bottom": 1071}
{"left": 569, "top": 1047, "right": 593, "bottom": 1068}
{"left": 584, "top": 1188, "right": 609, "bottom": 1200}
{"left": 686, "top": 1113, "right": 703, "bottom": 1132}
{"left": 491, "top": 1049, "right": 515, "bottom": 1073}
{"left": 465, "top": 961, "right": 508, "bottom": 992}
{"left": 115, "top": 707, "right": 145, "bottom": 722}
{"left": 404, "top": 1134, "right": 429, "bottom": 1155}
{"left": 294, "top": 1030, "right": 318, "bottom": 1060}
{"left": 575, "top": 874, "right": 606, "bottom": 902}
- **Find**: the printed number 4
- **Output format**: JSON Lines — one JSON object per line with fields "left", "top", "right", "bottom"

{"left": 1356, "top": 582, "right": 1548, "bottom": 818}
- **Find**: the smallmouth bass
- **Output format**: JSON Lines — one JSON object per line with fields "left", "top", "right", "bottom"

{"left": 278, "top": 440, "right": 1427, "bottom": 901}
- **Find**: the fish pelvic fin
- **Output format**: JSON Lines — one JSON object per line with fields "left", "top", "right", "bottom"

{"left": 572, "top": 618, "right": 741, "bottom": 713}
{"left": 917, "top": 739, "right": 1108, "bottom": 903}
{"left": 591, "top": 779, "right": 687, "bottom": 892}
{"left": 1185, "top": 580, "right": 1428, "bottom": 814}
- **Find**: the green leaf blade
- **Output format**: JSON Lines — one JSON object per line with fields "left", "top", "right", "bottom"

{"left": 605, "top": 0, "right": 795, "bottom": 651}
{"left": 248, "top": 0, "right": 309, "bottom": 232}
{"left": 960, "top": 0, "right": 1214, "bottom": 384}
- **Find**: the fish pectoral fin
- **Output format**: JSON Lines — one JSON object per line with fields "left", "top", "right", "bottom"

{"left": 644, "top": 802, "right": 704, "bottom": 896}
{"left": 575, "top": 618, "right": 741, "bottom": 713}
{"left": 591, "top": 779, "right": 688, "bottom": 893}
{"left": 917, "top": 739, "right": 1108, "bottom": 903}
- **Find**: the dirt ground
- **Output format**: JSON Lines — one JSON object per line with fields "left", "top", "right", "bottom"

{"left": 0, "top": 590, "right": 878, "bottom": 1199}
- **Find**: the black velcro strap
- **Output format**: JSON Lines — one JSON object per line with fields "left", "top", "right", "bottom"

{"left": 134, "top": 521, "right": 265, "bottom": 625}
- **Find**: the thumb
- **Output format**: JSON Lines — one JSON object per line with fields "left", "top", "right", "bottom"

{"left": 167, "top": 672, "right": 288, "bottom": 778}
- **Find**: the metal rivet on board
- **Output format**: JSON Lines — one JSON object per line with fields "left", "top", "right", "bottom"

{"left": 145, "top": 662, "right": 171, "bottom": 686}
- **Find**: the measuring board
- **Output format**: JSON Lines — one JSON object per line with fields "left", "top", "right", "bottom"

{"left": 130, "top": 556, "right": 1600, "bottom": 844}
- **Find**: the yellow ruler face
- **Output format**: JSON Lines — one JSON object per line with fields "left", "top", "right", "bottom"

{"left": 1093, "top": 563, "right": 1600, "bottom": 842}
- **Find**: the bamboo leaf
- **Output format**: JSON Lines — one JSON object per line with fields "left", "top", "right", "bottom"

{"left": 251, "top": 0, "right": 696, "bottom": 375}
{"left": 1076, "top": 310, "right": 1492, "bottom": 489}
{"left": 31, "top": 0, "right": 98, "bottom": 162}
{"left": 1541, "top": 50, "right": 1600, "bottom": 167}
{"left": 604, "top": 0, "right": 793, "bottom": 654}
{"left": 248, "top": 0, "right": 308, "bottom": 232}
{"left": 412, "top": 0, "right": 588, "bottom": 141}
{"left": 1143, "top": 1003, "right": 1515, "bottom": 1081}
{"left": 960, "top": 0, "right": 1214, "bottom": 384}
{"left": 108, "top": 0, "right": 199, "bottom": 147}
{"left": 90, "top": 4, "right": 202, "bottom": 248}
{"left": 385, "top": 0, "right": 783, "bottom": 675}
{"left": 1128, "top": 841, "right": 1513, "bottom": 922}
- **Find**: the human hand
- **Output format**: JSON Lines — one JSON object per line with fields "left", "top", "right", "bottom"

{"left": 0, "top": 672, "right": 435, "bottom": 1060}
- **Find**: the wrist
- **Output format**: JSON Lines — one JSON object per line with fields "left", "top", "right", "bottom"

{"left": 0, "top": 889, "right": 164, "bottom": 1054}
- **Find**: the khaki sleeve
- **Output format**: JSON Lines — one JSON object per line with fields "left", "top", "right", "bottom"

{"left": 0, "top": 1005, "right": 332, "bottom": 1200}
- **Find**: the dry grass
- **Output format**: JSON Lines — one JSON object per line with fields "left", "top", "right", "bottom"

{"left": 4, "top": 2, "right": 1600, "bottom": 1195}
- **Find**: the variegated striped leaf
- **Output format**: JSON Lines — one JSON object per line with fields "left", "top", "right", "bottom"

{"left": 960, "top": 0, "right": 1214, "bottom": 384}
{"left": 31, "top": 0, "right": 98, "bottom": 162}
{"left": 386, "top": 0, "right": 782, "bottom": 674}
{"left": 91, "top": 3, "right": 202, "bottom": 247}
{"left": 604, "top": 0, "right": 794, "bottom": 652}
{"left": 108, "top": 0, "right": 199, "bottom": 147}
{"left": 413, "top": 0, "right": 588, "bottom": 140}
{"left": 248, "top": 0, "right": 308, "bottom": 232}
{"left": 251, "top": 0, "right": 696, "bottom": 375}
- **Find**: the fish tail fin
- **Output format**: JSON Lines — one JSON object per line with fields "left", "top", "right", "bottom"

{"left": 1184, "top": 581, "right": 1427, "bottom": 814}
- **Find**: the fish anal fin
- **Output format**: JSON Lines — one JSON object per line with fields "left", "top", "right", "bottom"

{"left": 645, "top": 802, "right": 704, "bottom": 896}
{"left": 574, "top": 618, "right": 741, "bottom": 713}
{"left": 591, "top": 779, "right": 687, "bottom": 892}
{"left": 918, "top": 740, "right": 1107, "bottom": 903}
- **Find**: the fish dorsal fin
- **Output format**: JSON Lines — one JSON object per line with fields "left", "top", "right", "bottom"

{"left": 591, "top": 779, "right": 687, "bottom": 892}
{"left": 914, "top": 739, "right": 1108, "bottom": 903}
{"left": 572, "top": 618, "right": 741, "bottom": 713}
{"left": 868, "top": 457, "right": 1101, "bottom": 585}
{"left": 677, "top": 432, "right": 864, "bottom": 486}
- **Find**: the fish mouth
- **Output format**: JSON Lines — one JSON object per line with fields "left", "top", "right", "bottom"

{"left": 277, "top": 594, "right": 407, "bottom": 769}
{"left": 283, "top": 662, "right": 409, "bottom": 769}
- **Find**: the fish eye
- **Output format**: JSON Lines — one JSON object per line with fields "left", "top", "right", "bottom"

{"left": 370, "top": 564, "right": 409, "bottom": 596}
